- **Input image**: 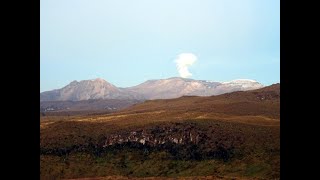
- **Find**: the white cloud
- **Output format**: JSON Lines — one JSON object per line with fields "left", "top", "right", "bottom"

{"left": 175, "top": 53, "right": 197, "bottom": 78}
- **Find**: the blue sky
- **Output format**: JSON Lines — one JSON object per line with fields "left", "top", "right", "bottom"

{"left": 41, "top": 0, "right": 279, "bottom": 92}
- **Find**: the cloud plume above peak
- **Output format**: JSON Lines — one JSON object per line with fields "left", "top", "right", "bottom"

{"left": 175, "top": 53, "right": 197, "bottom": 78}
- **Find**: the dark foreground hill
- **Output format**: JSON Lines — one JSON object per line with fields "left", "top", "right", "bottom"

{"left": 40, "top": 84, "right": 280, "bottom": 180}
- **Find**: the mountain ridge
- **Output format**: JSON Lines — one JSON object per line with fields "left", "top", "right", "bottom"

{"left": 40, "top": 77, "right": 265, "bottom": 101}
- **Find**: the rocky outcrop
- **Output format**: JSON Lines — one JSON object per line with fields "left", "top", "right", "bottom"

{"left": 40, "top": 122, "right": 245, "bottom": 161}
{"left": 102, "top": 125, "right": 205, "bottom": 147}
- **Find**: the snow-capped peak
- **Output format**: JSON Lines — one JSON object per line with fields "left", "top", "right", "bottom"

{"left": 89, "top": 78, "right": 106, "bottom": 82}
{"left": 219, "top": 79, "right": 263, "bottom": 90}
{"left": 222, "top": 79, "right": 258, "bottom": 84}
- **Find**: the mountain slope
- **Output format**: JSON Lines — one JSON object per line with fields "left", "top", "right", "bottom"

{"left": 127, "top": 77, "right": 221, "bottom": 99}
{"left": 40, "top": 78, "right": 142, "bottom": 101}
{"left": 121, "top": 83, "right": 280, "bottom": 119}
{"left": 128, "top": 77, "right": 264, "bottom": 99}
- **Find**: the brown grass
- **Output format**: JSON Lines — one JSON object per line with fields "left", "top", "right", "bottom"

{"left": 40, "top": 84, "right": 280, "bottom": 179}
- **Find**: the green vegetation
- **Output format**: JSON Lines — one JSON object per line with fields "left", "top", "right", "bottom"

{"left": 40, "top": 119, "right": 279, "bottom": 179}
{"left": 41, "top": 148, "right": 278, "bottom": 179}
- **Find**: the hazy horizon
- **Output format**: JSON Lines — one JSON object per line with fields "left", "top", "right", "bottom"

{"left": 41, "top": 0, "right": 279, "bottom": 92}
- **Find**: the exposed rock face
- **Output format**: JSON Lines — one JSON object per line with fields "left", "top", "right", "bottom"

{"left": 98, "top": 122, "right": 244, "bottom": 156}
{"left": 102, "top": 125, "right": 205, "bottom": 147}
{"left": 41, "top": 122, "right": 244, "bottom": 161}
{"left": 40, "top": 77, "right": 264, "bottom": 101}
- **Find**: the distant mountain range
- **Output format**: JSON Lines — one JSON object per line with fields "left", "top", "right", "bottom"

{"left": 40, "top": 77, "right": 264, "bottom": 101}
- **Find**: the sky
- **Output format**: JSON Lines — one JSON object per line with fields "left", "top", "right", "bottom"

{"left": 40, "top": 0, "right": 280, "bottom": 92}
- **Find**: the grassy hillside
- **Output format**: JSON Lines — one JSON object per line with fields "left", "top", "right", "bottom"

{"left": 40, "top": 84, "right": 280, "bottom": 180}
